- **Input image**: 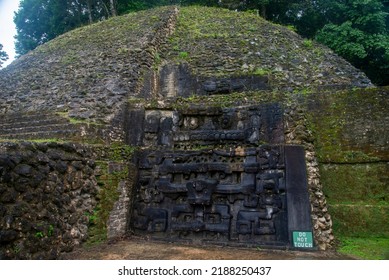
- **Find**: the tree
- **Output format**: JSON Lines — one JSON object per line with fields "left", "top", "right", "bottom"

{"left": 86, "top": 0, "right": 94, "bottom": 23}
{"left": 216, "top": 1, "right": 326, "bottom": 36}
{"left": 116, "top": 0, "right": 189, "bottom": 14}
{"left": 14, "top": 0, "right": 116, "bottom": 56}
{"left": 109, "top": 0, "right": 117, "bottom": 16}
{"left": 384, "top": 0, "right": 389, "bottom": 28}
{"left": 316, "top": 0, "right": 389, "bottom": 85}
{"left": 15, "top": 0, "right": 80, "bottom": 55}
{"left": 0, "top": 44, "right": 9, "bottom": 68}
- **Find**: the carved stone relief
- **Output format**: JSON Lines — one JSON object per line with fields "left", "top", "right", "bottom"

{"left": 128, "top": 103, "right": 312, "bottom": 248}
{"left": 131, "top": 147, "right": 290, "bottom": 246}
{"left": 129, "top": 104, "right": 284, "bottom": 149}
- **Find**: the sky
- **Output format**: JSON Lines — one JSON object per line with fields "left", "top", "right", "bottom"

{"left": 0, "top": 0, "right": 21, "bottom": 67}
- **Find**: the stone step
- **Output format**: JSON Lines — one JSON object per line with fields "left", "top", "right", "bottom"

{"left": 0, "top": 117, "right": 69, "bottom": 130}
{"left": 1, "top": 113, "right": 61, "bottom": 123}
{"left": 0, "top": 129, "right": 82, "bottom": 140}
{"left": 0, "top": 113, "right": 104, "bottom": 141}
{"left": 0, "top": 123, "right": 77, "bottom": 135}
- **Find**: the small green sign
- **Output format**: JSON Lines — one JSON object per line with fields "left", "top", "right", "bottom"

{"left": 292, "top": 231, "right": 313, "bottom": 248}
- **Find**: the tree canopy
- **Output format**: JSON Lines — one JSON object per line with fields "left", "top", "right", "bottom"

{"left": 14, "top": 0, "right": 116, "bottom": 55}
{"left": 0, "top": 44, "right": 9, "bottom": 68}
{"left": 315, "top": 0, "right": 389, "bottom": 85}
{"left": 12, "top": 0, "right": 389, "bottom": 85}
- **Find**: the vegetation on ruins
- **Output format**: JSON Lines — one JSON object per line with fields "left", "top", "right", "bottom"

{"left": 12, "top": 0, "right": 389, "bottom": 85}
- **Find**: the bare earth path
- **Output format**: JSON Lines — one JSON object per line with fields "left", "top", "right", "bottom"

{"left": 63, "top": 237, "right": 353, "bottom": 260}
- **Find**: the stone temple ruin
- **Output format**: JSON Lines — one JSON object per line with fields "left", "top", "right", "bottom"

{"left": 0, "top": 6, "right": 388, "bottom": 259}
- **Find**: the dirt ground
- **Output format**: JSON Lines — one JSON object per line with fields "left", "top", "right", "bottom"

{"left": 62, "top": 236, "right": 354, "bottom": 260}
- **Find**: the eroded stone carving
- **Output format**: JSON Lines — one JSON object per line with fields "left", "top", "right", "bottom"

{"left": 140, "top": 64, "right": 270, "bottom": 99}
{"left": 128, "top": 104, "right": 284, "bottom": 149}
{"left": 131, "top": 147, "right": 290, "bottom": 246}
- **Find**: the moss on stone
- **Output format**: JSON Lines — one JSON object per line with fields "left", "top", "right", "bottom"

{"left": 108, "top": 143, "right": 136, "bottom": 162}
{"left": 0, "top": 6, "right": 176, "bottom": 122}
{"left": 321, "top": 162, "right": 389, "bottom": 239}
{"left": 147, "top": 90, "right": 287, "bottom": 110}
{"left": 0, "top": 138, "right": 63, "bottom": 144}
{"left": 162, "top": 6, "right": 369, "bottom": 89}
{"left": 320, "top": 163, "right": 389, "bottom": 205}
{"left": 337, "top": 236, "right": 389, "bottom": 260}
{"left": 87, "top": 161, "right": 129, "bottom": 245}
{"left": 1, "top": 5, "right": 371, "bottom": 130}
{"left": 307, "top": 87, "right": 389, "bottom": 163}
{"left": 86, "top": 144, "right": 134, "bottom": 244}
{"left": 329, "top": 204, "right": 389, "bottom": 238}
{"left": 302, "top": 87, "right": 389, "bottom": 249}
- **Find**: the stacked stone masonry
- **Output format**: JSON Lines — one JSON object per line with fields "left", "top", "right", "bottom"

{"left": 0, "top": 142, "right": 98, "bottom": 259}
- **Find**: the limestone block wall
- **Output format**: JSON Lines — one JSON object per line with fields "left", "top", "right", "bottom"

{"left": 305, "top": 87, "right": 389, "bottom": 240}
{"left": 0, "top": 142, "right": 98, "bottom": 259}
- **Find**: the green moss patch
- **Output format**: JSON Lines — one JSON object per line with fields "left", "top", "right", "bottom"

{"left": 321, "top": 162, "right": 389, "bottom": 243}
{"left": 107, "top": 143, "right": 136, "bottom": 162}
{"left": 307, "top": 87, "right": 389, "bottom": 163}
{"left": 329, "top": 204, "right": 389, "bottom": 238}
{"left": 337, "top": 236, "right": 389, "bottom": 260}
{"left": 162, "top": 6, "right": 366, "bottom": 89}
{"left": 87, "top": 162, "right": 129, "bottom": 245}
{"left": 86, "top": 144, "right": 134, "bottom": 245}
{"left": 321, "top": 163, "right": 389, "bottom": 204}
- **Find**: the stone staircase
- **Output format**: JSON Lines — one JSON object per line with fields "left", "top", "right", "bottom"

{"left": 0, "top": 112, "right": 101, "bottom": 141}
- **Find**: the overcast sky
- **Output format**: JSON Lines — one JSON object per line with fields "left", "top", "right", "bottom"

{"left": 0, "top": 0, "right": 21, "bottom": 67}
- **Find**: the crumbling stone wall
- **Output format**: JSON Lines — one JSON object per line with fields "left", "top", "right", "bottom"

{"left": 0, "top": 142, "right": 98, "bottom": 259}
